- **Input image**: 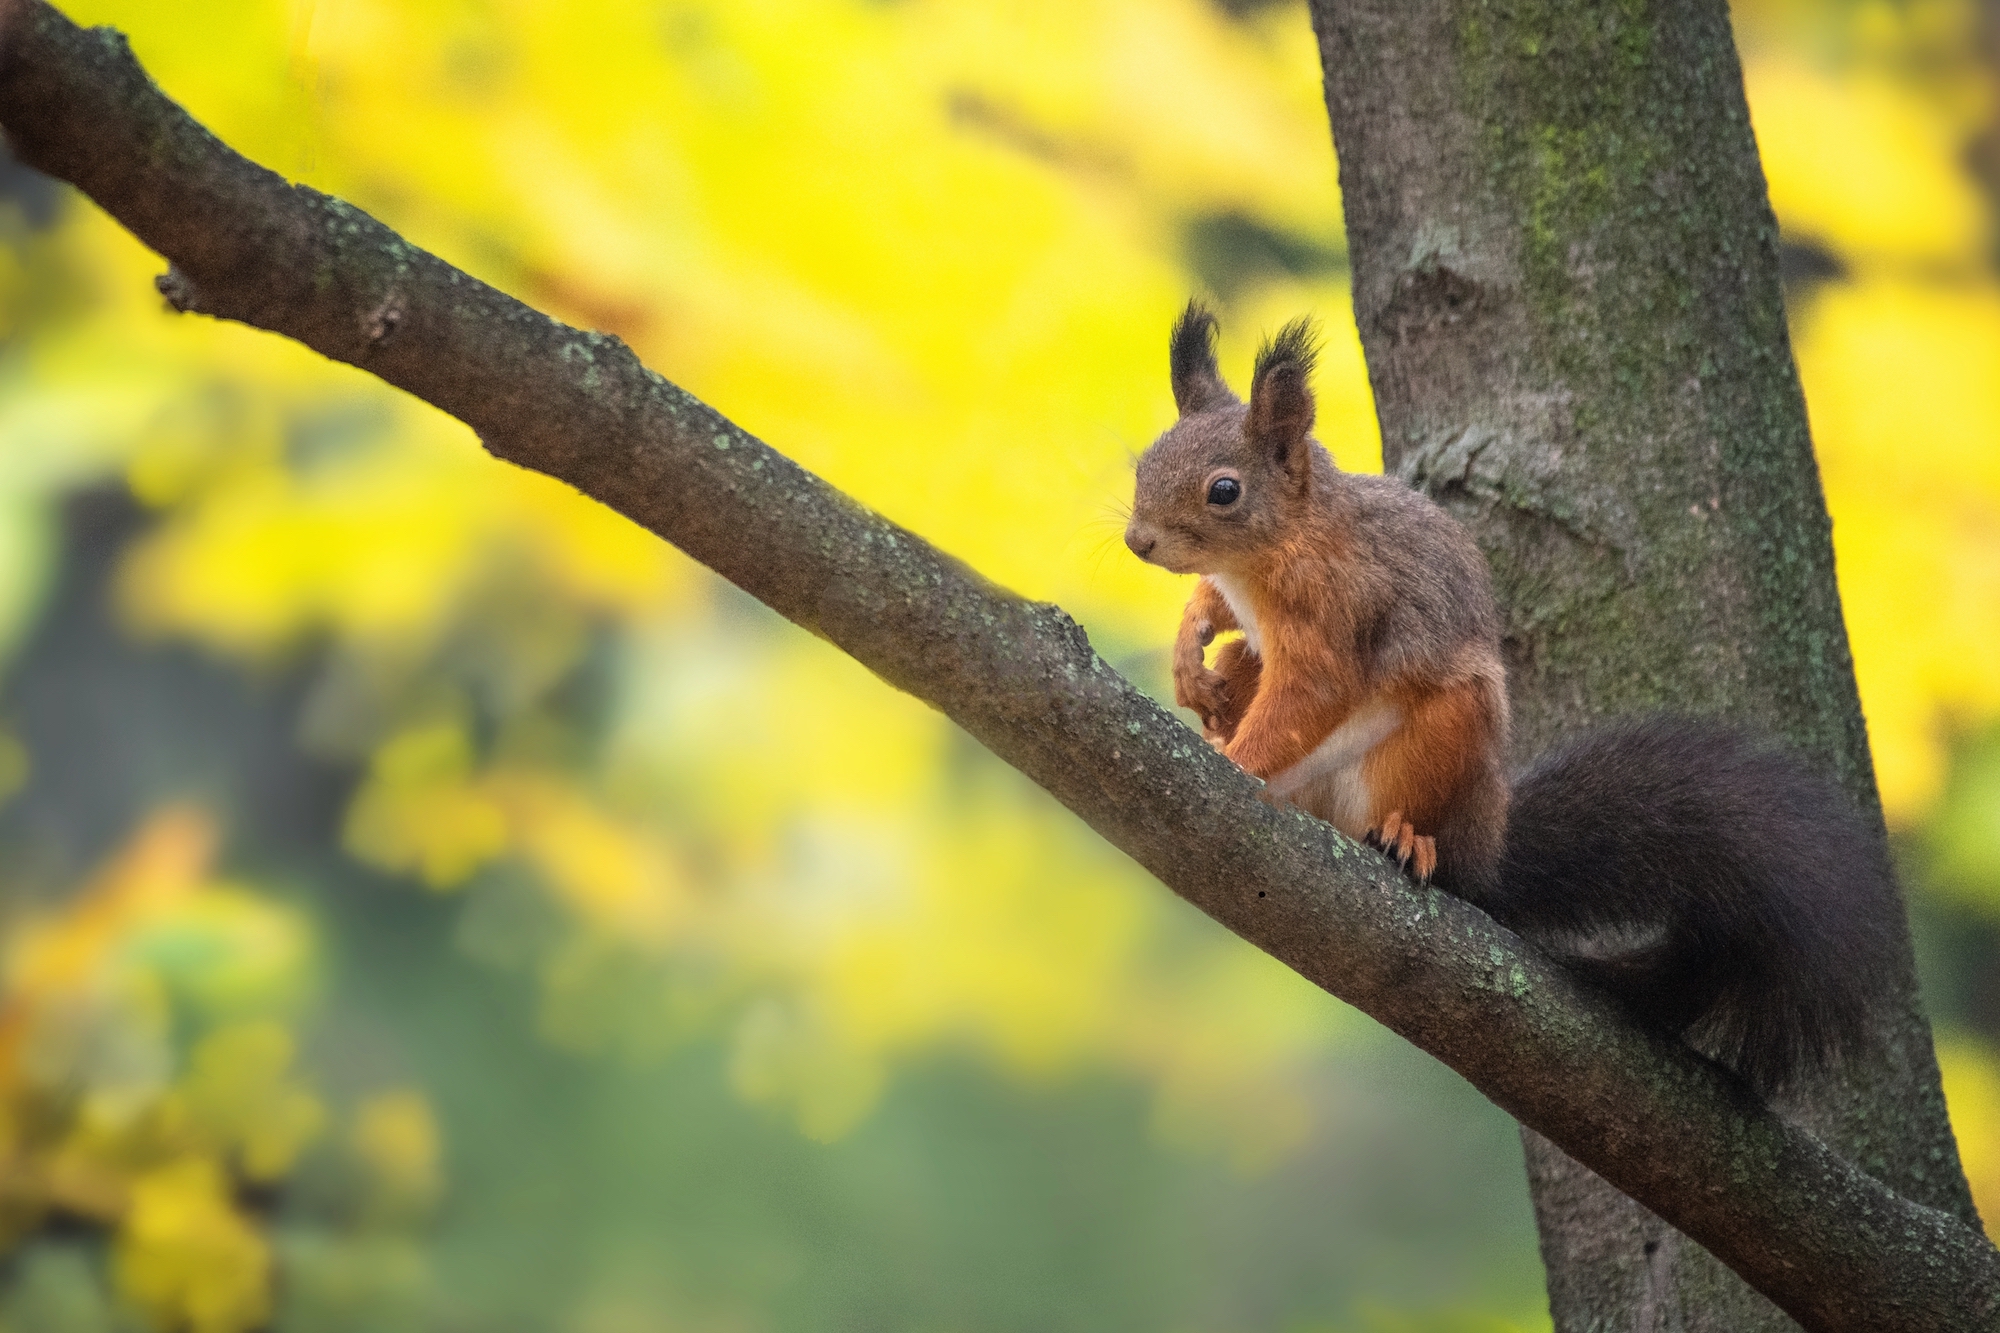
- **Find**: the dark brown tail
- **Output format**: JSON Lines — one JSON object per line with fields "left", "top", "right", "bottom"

{"left": 1468, "top": 717, "right": 1901, "bottom": 1095}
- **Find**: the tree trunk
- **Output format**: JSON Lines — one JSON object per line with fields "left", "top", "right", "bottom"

{"left": 1304, "top": 0, "right": 1980, "bottom": 1326}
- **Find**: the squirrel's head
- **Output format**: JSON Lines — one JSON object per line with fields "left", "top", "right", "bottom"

{"left": 1125, "top": 301, "right": 1321, "bottom": 576}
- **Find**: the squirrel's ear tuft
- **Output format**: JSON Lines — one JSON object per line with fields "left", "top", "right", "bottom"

{"left": 1169, "top": 300, "right": 1236, "bottom": 415}
{"left": 1248, "top": 317, "right": 1319, "bottom": 475}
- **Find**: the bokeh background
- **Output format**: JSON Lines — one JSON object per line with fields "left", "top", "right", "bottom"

{"left": 1, "top": 0, "right": 1998, "bottom": 1329}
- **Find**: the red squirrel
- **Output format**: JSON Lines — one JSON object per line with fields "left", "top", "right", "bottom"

{"left": 1125, "top": 301, "right": 1898, "bottom": 1094}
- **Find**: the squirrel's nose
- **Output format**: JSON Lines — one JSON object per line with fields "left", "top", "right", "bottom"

{"left": 1125, "top": 525, "right": 1156, "bottom": 560}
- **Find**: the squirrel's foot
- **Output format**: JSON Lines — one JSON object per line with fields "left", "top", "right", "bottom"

{"left": 1366, "top": 810, "right": 1437, "bottom": 883}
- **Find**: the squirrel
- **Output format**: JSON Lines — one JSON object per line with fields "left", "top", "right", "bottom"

{"left": 1124, "top": 300, "right": 1899, "bottom": 1095}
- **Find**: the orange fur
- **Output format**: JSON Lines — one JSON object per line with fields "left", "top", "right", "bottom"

{"left": 1133, "top": 304, "right": 1509, "bottom": 887}
{"left": 1362, "top": 676, "right": 1502, "bottom": 837}
{"left": 1175, "top": 521, "right": 1507, "bottom": 886}
{"left": 1220, "top": 527, "right": 1373, "bottom": 780}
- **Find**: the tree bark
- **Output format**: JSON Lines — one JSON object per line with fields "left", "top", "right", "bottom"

{"left": 1, "top": 2, "right": 1995, "bottom": 1328}
{"left": 1305, "top": 0, "right": 1979, "bottom": 1327}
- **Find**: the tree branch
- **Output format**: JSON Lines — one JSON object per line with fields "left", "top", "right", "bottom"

{"left": 1, "top": 3, "right": 1994, "bottom": 1329}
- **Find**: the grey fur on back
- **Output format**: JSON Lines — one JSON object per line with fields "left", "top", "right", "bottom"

{"left": 1325, "top": 464, "right": 1503, "bottom": 684}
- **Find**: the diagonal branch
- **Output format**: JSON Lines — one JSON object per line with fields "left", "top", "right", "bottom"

{"left": 1, "top": 3, "right": 1994, "bottom": 1328}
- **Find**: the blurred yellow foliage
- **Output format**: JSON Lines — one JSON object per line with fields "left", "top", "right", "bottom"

{"left": 729, "top": 998, "right": 887, "bottom": 1144}
{"left": 173, "top": 1025, "right": 326, "bottom": 1183}
{"left": 2, "top": 0, "right": 1373, "bottom": 1154}
{"left": 349, "top": 1090, "right": 443, "bottom": 1221}
{"left": 344, "top": 724, "right": 512, "bottom": 888}
{"left": 1796, "top": 280, "right": 2000, "bottom": 812}
{"left": 0, "top": 813, "right": 337, "bottom": 1329}
{"left": 3, "top": 0, "right": 1991, "bottom": 1155}
{"left": 1739, "top": 1, "right": 2000, "bottom": 818}
{"left": 59, "top": 0, "right": 1362, "bottom": 631}
{"left": 0, "top": 806, "right": 455, "bottom": 1323}
{"left": 1940, "top": 1040, "right": 2000, "bottom": 1233}
{"left": 3, "top": 809, "right": 214, "bottom": 1010}
{"left": 120, "top": 411, "right": 683, "bottom": 658}
{"left": 114, "top": 1157, "right": 271, "bottom": 1333}
{"left": 1748, "top": 56, "right": 1986, "bottom": 263}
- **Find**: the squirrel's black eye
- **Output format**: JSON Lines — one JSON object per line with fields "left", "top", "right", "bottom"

{"left": 1207, "top": 476, "right": 1241, "bottom": 506}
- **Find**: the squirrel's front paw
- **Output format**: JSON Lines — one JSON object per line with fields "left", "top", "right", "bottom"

{"left": 1365, "top": 810, "right": 1437, "bottom": 883}
{"left": 1173, "top": 664, "right": 1232, "bottom": 732}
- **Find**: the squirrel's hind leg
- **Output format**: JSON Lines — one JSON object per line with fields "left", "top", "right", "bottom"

{"left": 1360, "top": 677, "right": 1507, "bottom": 887}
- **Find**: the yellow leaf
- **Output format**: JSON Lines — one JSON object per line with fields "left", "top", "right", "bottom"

{"left": 350, "top": 1089, "right": 442, "bottom": 1220}
{"left": 114, "top": 1157, "right": 271, "bottom": 1333}
{"left": 174, "top": 1023, "right": 324, "bottom": 1182}
{"left": 1747, "top": 55, "right": 1987, "bottom": 263}
{"left": 1940, "top": 1040, "right": 2000, "bottom": 1240}
{"left": 343, "top": 725, "right": 508, "bottom": 888}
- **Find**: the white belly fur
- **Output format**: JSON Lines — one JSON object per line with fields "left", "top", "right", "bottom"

{"left": 1208, "top": 573, "right": 1261, "bottom": 654}
{"left": 1265, "top": 696, "right": 1402, "bottom": 836}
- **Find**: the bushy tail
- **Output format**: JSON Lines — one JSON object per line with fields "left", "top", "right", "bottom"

{"left": 1477, "top": 718, "right": 1901, "bottom": 1095}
